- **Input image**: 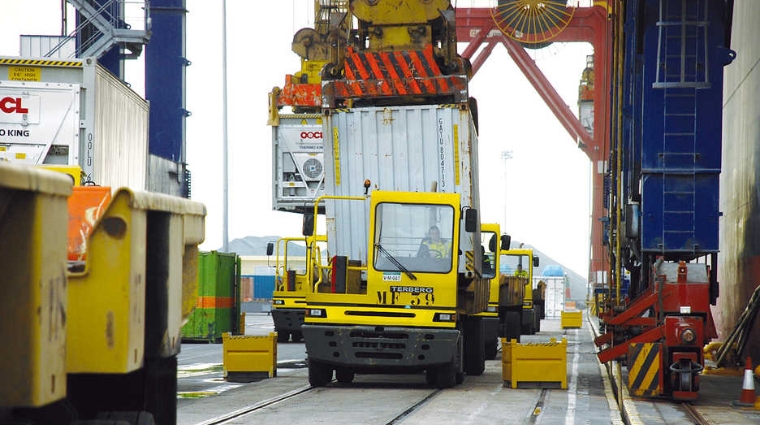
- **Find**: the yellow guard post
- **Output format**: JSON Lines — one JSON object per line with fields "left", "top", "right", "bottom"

{"left": 0, "top": 162, "right": 72, "bottom": 407}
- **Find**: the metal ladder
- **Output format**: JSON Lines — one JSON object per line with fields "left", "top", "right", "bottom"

{"left": 655, "top": 0, "right": 709, "bottom": 251}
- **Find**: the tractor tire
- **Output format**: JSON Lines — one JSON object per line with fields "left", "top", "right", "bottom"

{"left": 308, "top": 359, "right": 333, "bottom": 387}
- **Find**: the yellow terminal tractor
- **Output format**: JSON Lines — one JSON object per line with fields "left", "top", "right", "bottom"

{"left": 302, "top": 190, "right": 486, "bottom": 389}
{"left": 478, "top": 223, "right": 511, "bottom": 359}
{"left": 499, "top": 247, "right": 541, "bottom": 337}
{"left": 268, "top": 234, "right": 327, "bottom": 342}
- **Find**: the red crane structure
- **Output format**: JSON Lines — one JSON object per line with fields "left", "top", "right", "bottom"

{"left": 454, "top": 3, "right": 611, "bottom": 289}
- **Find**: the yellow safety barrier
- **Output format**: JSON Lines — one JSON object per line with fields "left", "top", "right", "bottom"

{"left": 66, "top": 188, "right": 206, "bottom": 373}
{"left": 223, "top": 332, "right": 278, "bottom": 381}
{"left": 502, "top": 337, "right": 568, "bottom": 389}
{"left": 0, "top": 163, "right": 72, "bottom": 407}
{"left": 239, "top": 312, "right": 247, "bottom": 335}
{"left": 561, "top": 310, "right": 583, "bottom": 328}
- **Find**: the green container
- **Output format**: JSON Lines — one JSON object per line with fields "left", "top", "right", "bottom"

{"left": 182, "top": 251, "right": 242, "bottom": 342}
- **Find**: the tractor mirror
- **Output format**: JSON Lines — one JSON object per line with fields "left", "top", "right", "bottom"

{"left": 302, "top": 213, "right": 315, "bottom": 237}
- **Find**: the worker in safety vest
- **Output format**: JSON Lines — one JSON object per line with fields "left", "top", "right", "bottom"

{"left": 417, "top": 225, "right": 452, "bottom": 258}
{"left": 514, "top": 263, "right": 529, "bottom": 278}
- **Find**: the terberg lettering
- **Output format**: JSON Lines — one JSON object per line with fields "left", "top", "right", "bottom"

{"left": 390, "top": 286, "right": 434, "bottom": 294}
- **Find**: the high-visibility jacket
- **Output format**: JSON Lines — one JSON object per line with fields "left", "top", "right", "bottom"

{"left": 422, "top": 239, "right": 451, "bottom": 258}
{"left": 514, "top": 269, "right": 529, "bottom": 278}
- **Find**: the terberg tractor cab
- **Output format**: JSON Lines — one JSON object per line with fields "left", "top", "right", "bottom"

{"left": 477, "top": 223, "right": 511, "bottom": 359}
{"left": 267, "top": 235, "right": 327, "bottom": 343}
{"left": 499, "top": 247, "right": 541, "bottom": 338}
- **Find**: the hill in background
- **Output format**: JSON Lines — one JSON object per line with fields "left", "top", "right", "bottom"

{"left": 223, "top": 236, "right": 589, "bottom": 305}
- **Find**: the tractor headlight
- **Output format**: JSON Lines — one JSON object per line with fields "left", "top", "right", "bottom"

{"left": 306, "top": 308, "right": 326, "bottom": 318}
{"left": 681, "top": 328, "right": 697, "bottom": 344}
{"left": 433, "top": 312, "right": 457, "bottom": 322}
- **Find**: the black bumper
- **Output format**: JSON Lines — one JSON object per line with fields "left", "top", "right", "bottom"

{"left": 271, "top": 308, "right": 304, "bottom": 332}
{"left": 482, "top": 317, "right": 500, "bottom": 341}
{"left": 303, "top": 325, "right": 459, "bottom": 371}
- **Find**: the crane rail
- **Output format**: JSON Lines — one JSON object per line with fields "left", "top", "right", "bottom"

{"left": 384, "top": 388, "right": 442, "bottom": 425}
{"left": 681, "top": 402, "right": 711, "bottom": 425}
{"left": 197, "top": 384, "right": 315, "bottom": 425}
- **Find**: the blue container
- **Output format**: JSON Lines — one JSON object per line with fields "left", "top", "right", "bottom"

{"left": 252, "top": 275, "right": 275, "bottom": 300}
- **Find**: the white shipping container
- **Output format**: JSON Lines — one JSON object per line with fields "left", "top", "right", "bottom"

{"left": 271, "top": 114, "right": 325, "bottom": 212}
{"left": 0, "top": 56, "right": 148, "bottom": 190}
{"left": 541, "top": 276, "right": 566, "bottom": 318}
{"left": 323, "top": 104, "right": 481, "bottom": 269}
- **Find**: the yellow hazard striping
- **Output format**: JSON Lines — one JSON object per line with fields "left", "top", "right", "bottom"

{"left": 628, "top": 343, "right": 661, "bottom": 397}
{"left": 639, "top": 345, "right": 660, "bottom": 392}
{"left": 278, "top": 113, "right": 322, "bottom": 120}
{"left": 465, "top": 250, "right": 474, "bottom": 271}
{"left": 0, "top": 58, "right": 81, "bottom": 67}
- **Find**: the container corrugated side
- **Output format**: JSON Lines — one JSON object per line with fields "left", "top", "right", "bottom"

{"left": 92, "top": 65, "right": 148, "bottom": 190}
{"left": 323, "top": 104, "right": 480, "bottom": 264}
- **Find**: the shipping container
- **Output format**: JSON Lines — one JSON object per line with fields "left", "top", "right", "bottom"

{"left": 323, "top": 104, "right": 480, "bottom": 269}
{"left": 252, "top": 275, "right": 275, "bottom": 300}
{"left": 0, "top": 56, "right": 148, "bottom": 190}
{"left": 541, "top": 276, "right": 566, "bottom": 318}
{"left": 182, "top": 252, "right": 241, "bottom": 342}
{"left": 272, "top": 114, "right": 325, "bottom": 212}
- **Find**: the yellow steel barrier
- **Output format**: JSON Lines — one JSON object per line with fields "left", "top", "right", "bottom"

{"left": 66, "top": 188, "right": 206, "bottom": 373}
{"left": 502, "top": 337, "right": 568, "bottom": 389}
{"left": 561, "top": 310, "right": 583, "bottom": 329}
{"left": 223, "top": 332, "right": 278, "bottom": 381}
{"left": 0, "top": 163, "right": 72, "bottom": 407}
{"left": 239, "top": 312, "right": 247, "bottom": 335}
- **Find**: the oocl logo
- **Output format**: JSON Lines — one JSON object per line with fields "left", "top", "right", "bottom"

{"left": 0, "top": 97, "right": 29, "bottom": 114}
{"left": 300, "top": 131, "right": 322, "bottom": 140}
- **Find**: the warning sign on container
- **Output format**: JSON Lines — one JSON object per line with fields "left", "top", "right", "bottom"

{"left": 8, "top": 66, "right": 41, "bottom": 82}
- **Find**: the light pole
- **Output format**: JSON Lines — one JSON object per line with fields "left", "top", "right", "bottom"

{"left": 222, "top": 0, "right": 229, "bottom": 252}
{"left": 501, "top": 150, "right": 513, "bottom": 233}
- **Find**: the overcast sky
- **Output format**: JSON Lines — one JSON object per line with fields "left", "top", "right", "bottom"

{"left": 0, "top": 1, "right": 593, "bottom": 277}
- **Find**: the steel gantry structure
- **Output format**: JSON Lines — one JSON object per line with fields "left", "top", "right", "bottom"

{"left": 453, "top": 3, "right": 611, "bottom": 290}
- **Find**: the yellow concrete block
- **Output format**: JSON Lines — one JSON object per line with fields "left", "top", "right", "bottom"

{"left": 223, "top": 332, "right": 277, "bottom": 381}
{"left": 561, "top": 310, "right": 583, "bottom": 328}
{"left": 502, "top": 337, "right": 567, "bottom": 389}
